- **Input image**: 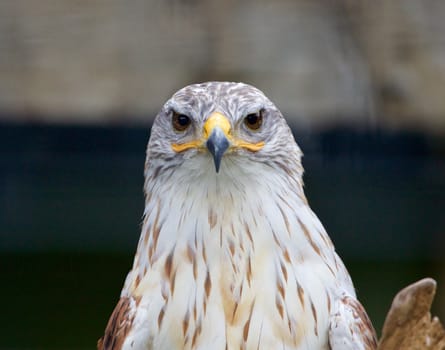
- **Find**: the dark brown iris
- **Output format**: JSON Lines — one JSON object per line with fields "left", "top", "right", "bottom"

{"left": 172, "top": 111, "right": 191, "bottom": 132}
{"left": 244, "top": 110, "right": 263, "bottom": 130}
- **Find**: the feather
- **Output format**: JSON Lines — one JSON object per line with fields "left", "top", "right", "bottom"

{"left": 98, "top": 297, "right": 137, "bottom": 350}
{"left": 329, "top": 293, "right": 377, "bottom": 350}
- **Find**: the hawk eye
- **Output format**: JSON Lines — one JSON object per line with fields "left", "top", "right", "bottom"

{"left": 243, "top": 110, "right": 263, "bottom": 131}
{"left": 172, "top": 112, "right": 191, "bottom": 132}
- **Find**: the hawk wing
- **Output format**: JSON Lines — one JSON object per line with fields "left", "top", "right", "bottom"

{"left": 329, "top": 293, "right": 377, "bottom": 350}
{"left": 98, "top": 297, "right": 136, "bottom": 350}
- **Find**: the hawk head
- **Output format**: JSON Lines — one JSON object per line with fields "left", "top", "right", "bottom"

{"left": 146, "top": 82, "right": 303, "bottom": 181}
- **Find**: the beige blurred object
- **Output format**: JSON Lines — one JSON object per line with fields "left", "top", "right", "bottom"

{"left": 343, "top": 0, "right": 445, "bottom": 133}
{"left": 378, "top": 278, "right": 445, "bottom": 350}
{"left": 0, "top": 0, "right": 445, "bottom": 132}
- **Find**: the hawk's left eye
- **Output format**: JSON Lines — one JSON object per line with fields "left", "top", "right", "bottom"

{"left": 172, "top": 111, "right": 191, "bottom": 132}
{"left": 243, "top": 110, "right": 263, "bottom": 131}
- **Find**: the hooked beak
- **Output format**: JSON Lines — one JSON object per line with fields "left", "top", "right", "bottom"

{"left": 203, "top": 112, "right": 231, "bottom": 173}
{"left": 206, "top": 127, "right": 229, "bottom": 172}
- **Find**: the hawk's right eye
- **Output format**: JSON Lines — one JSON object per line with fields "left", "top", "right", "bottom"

{"left": 172, "top": 112, "right": 191, "bottom": 132}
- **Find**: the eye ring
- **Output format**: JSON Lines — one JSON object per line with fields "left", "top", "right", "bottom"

{"left": 172, "top": 111, "right": 191, "bottom": 132}
{"left": 243, "top": 110, "right": 263, "bottom": 131}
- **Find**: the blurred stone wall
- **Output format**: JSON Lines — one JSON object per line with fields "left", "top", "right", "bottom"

{"left": 0, "top": 0, "right": 444, "bottom": 132}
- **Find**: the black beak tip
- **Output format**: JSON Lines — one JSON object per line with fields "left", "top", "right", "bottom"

{"left": 214, "top": 158, "right": 221, "bottom": 173}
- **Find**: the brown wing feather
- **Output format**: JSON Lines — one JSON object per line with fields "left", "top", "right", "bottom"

{"left": 98, "top": 297, "right": 136, "bottom": 350}
{"left": 329, "top": 294, "right": 377, "bottom": 350}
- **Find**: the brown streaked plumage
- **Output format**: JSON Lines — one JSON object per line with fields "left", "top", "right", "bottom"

{"left": 98, "top": 296, "right": 139, "bottom": 350}
{"left": 98, "top": 82, "right": 377, "bottom": 349}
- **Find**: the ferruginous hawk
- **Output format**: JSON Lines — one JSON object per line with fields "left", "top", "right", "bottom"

{"left": 98, "top": 82, "right": 377, "bottom": 350}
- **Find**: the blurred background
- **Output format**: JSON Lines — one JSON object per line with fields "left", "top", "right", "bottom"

{"left": 1, "top": 0, "right": 445, "bottom": 348}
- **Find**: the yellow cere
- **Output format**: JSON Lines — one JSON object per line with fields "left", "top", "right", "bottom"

{"left": 171, "top": 111, "right": 265, "bottom": 153}
{"left": 203, "top": 112, "right": 232, "bottom": 139}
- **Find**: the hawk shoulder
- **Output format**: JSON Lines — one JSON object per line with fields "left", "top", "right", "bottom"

{"left": 98, "top": 297, "right": 137, "bottom": 350}
{"left": 329, "top": 293, "right": 377, "bottom": 350}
